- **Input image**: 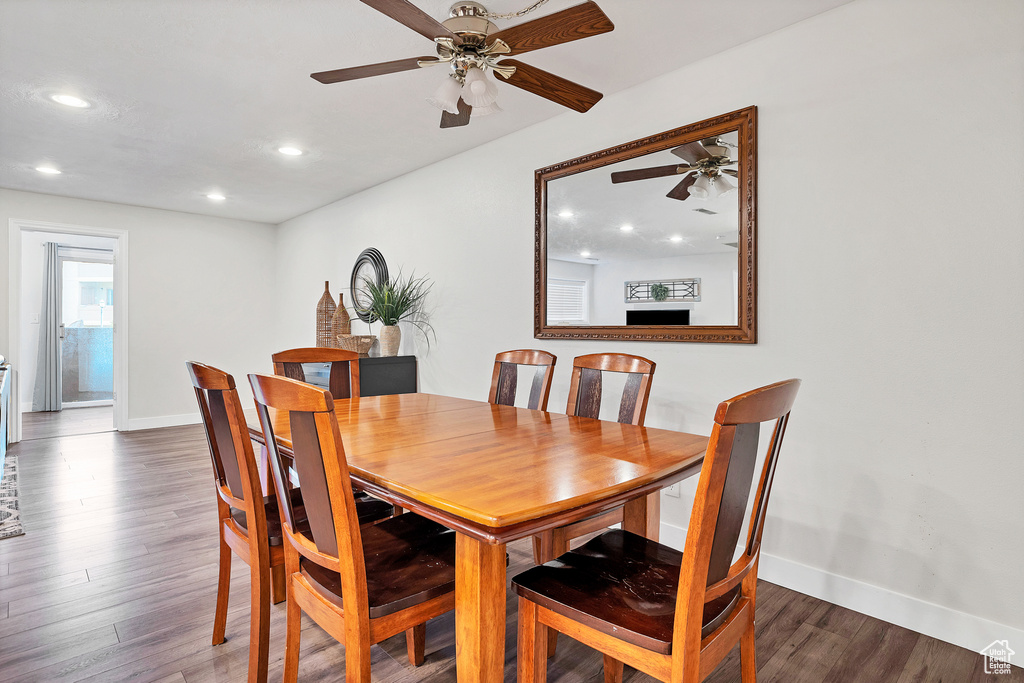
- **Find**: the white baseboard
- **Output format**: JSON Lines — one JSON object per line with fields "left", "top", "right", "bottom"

{"left": 127, "top": 413, "right": 201, "bottom": 431}
{"left": 660, "top": 521, "right": 1024, "bottom": 655}
{"left": 63, "top": 400, "right": 114, "bottom": 408}
{"left": 126, "top": 407, "right": 259, "bottom": 432}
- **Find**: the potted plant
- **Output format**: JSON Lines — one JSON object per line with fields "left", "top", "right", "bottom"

{"left": 361, "top": 272, "right": 434, "bottom": 357}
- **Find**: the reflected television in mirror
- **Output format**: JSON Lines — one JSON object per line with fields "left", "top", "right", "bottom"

{"left": 535, "top": 106, "right": 757, "bottom": 343}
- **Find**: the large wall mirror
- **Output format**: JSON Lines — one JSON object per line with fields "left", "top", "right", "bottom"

{"left": 535, "top": 106, "right": 757, "bottom": 343}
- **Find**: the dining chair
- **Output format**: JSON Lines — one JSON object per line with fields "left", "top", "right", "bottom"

{"left": 533, "top": 353, "right": 657, "bottom": 565}
{"left": 513, "top": 379, "right": 801, "bottom": 683}
{"left": 488, "top": 349, "right": 557, "bottom": 410}
{"left": 249, "top": 373, "right": 458, "bottom": 682}
{"left": 187, "top": 361, "right": 286, "bottom": 683}
{"left": 188, "top": 362, "right": 393, "bottom": 683}
{"left": 272, "top": 347, "right": 361, "bottom": 400}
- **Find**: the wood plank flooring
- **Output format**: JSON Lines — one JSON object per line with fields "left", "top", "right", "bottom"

{"left": 0, "top": 421, "right": 1019, "bottom": 682}
{"left": 20, "top": 406, "right": 113, "bottom": 441}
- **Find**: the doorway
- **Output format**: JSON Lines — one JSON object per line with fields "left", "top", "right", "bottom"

{"left": 6, "top": 221, "right": 129, "bottom": 444}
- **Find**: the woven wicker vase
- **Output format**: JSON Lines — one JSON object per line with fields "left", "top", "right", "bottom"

{"left": 315, "top": 281, "right": 336, "bottom": 347}
{"left": 330, "top": 294, "right": 352, "bottom": 347}
{"left": 379, "top": 325, "right": 401, "bottom": 357}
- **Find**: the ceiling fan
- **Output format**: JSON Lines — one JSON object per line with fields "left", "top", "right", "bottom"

{"left": 311, "top": 0, "right": 614, "bottom": 128}
{"left": 610, "top": 138, "right": 740, "bottom": 201}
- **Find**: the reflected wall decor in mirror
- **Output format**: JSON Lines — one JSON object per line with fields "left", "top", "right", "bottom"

{"left": 535, "top": 106, "right": 757, "bottom": 343}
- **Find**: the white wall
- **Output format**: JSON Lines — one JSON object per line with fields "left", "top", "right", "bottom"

{"left": 1, "top": 189, "right": 280, "bottom": 428}
{"left": 273, "top": 0, "right": 1024, "bottom": 650}
{"left": 591, "top": 252, "right": 737, "bottom": 326}
{"left": 19, "top": 230, "right": 116, "bottom": 410}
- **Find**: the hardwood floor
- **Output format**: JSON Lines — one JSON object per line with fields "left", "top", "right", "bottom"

{"left": 0, "top": 424, "right": 1019, "bottom": 682}
{"left": 20, "top": 406, "right": 113, "bottom": 441}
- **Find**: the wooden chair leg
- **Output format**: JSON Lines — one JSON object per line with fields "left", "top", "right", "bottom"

{"left": 282, "top": 574, "right": 302, "bottom": 683}
{"left": 603, "top": 654, "right": 625, "bottom": 683}
{"left": 212, "top": 531, "right": 231, "bottom": 645}
{"left": 518, "top": 597, "right": 547, "bottom": 683}
{"left": 740, "top": 615, "right": 756, "bottom": 683}
{"left": 270, "top": 563, "right": 286, "bottom": 605}
{"left": 546, "top": 528, "right": 570, "bottom": 658}
{"left": 345, "top": 631, "right": 373, "bottom": 682}
{"left": 406, "top": 623, "right": 426, "bottom": 666}
{"left": 248, "top": 561, "right": 271, "bottom": 683}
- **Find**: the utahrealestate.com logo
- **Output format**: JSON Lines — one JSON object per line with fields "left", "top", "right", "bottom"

{"left": 980, "top": 640, "right": 1015, "bottom": 675}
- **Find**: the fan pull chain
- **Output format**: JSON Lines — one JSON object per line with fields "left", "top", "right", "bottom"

{"left": 480, "top": 0, "right": 550, "bottom": 20}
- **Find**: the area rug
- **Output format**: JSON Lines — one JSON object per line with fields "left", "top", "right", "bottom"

{"left": 0, "top": 454, "right": 24, "bottom": 540}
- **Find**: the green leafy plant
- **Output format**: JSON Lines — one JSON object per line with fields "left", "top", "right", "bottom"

{"left": 650, "top": 283, "right": 670, "bottom": 301}
{"left": 360, "top": 271, "right": 435, "bottom": 342}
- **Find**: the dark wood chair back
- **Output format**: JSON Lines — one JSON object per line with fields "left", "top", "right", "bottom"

{"left": 249, "top": 373, "right": 371, "bottom": 620}
{"left": 488, "top": 349, "right": 557, "bottom": 410}
{"left": 672, "top": 378, "right": 801, "bottom": 661}
{"left": 565, "top": 353, "right": 656, "bottom": 425}
{"left": 272, "top": 347, "right": 361, "bottom": 401}
{"left": 187, "top": 361, "right": 263, "bottom": 520}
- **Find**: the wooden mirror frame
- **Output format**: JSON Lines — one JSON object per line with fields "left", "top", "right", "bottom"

{"left": 534, "top": 106, "right": 757, "bottom": 343}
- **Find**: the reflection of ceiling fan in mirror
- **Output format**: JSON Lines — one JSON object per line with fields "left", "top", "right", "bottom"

{"left": 311, "top": 0, "right": 614, "bottom": 128}
{"left": 610, "top": 137, "right": 739, "bottom": 201}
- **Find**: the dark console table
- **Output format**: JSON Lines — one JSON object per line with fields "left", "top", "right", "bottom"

{"left": 304, "top": 355, "right": 417, "bottom": 396}
{"left": 358, "top": 355, "right": 417, "bottom": 396}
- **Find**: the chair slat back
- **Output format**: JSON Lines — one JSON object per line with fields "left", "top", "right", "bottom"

{"left": 565, "top": 353, "right": 655, "bottom": 426}
{"left": 672, "top": 379, "right": 800, "bottom": 657}
{"left": 272, "top": 348, "right": 361, "bottom": 400}
{"left": 488, "top": 349, "right": 556, "bottom": 411}
{"left": 187, "top": 362, "right": 258, "bottom": 507}
{"left": 249, "top": 374, "right": 368, "bottom": 604}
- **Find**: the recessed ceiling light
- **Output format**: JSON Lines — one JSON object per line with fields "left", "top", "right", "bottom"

{"left": 206, "top": 193, "right": 226, "bottom": 201}
{"left": 558, "top": 210, "right": 574, "bottom": 218}
{"left": 36, "top": 166, "right": 61, "bottom": 175}
{"left": 620, "top": 224, "right": 634, "bottom": 232}
{"left": 669, "top": 235, "right": 683, "bottom": 243}
{"left": 278, "top": 146, "right": 303, "bottom": 156}
{"left": 51, "top": 94, "right": 90, "bottom": 108}
{"left": 580, "top": 250, "right": 591, "bottom": 257}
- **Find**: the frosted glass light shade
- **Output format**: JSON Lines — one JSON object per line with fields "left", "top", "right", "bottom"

{"left": 472, "top": 101, "right": 502, "bottom": 116}
{"left": 461, "top": 67, "right": 498, "bottom": 107}
{"left": 690, "top": 173, "right": 712, "bottom": 199}
{"left": 427, "top": 76, "right": 463, "bottom": 114}
{"left": 714, "top": 173, "right": 736, "bottom": 196}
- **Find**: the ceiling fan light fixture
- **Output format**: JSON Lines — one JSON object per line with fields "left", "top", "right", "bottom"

{"left": 690, "top": 173, "right": 712, "bottom": 199}
{"left": 427, "top": 75, "right": 464, "bottom": 114}
{"left": 461, "top": 67, "right": 498, "bottom": 107}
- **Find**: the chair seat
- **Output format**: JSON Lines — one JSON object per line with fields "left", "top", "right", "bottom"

{"left": 512, "top": 530, "right": 740, "bottom": 654}
{"left": 232, "top": 489, "right": 393, "bottom": 545}
{"left": 300, "top": 513, "right": 456, "bottom": 619}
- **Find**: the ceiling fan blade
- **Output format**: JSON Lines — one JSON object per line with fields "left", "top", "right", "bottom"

{"left": 311, "top": 56, "right": 434, "bottom": 84}
{"left": 666, "top": 174, "right": 697, "bottom": 201}
{"left": 670, "top": 142, "right": 712, "bottom": 164}
{"left": 611, "top": 164, "right": 691, "bottom": 183}
{"left": 487, "top": 1, "right": 613, "bottom": 55}
{"left": 500, "top": 60, "right": 602, "bottom": 113}
{"left": 440, "top": 99, "right": 472, "bottom": 128}
{"left": 359, "top": 0, "right": 462, "bottom": 44}
{"left": 721, "top": 168, "right": 739, "bottom": 177}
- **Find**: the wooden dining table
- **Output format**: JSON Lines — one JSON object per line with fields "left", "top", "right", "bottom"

{"left": 248, "top": 392, "right": 708, "bottom": 683}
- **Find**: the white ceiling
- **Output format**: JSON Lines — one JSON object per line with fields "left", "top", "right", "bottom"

{"left": 548, "top": 131, "right": 740, "bottom": 264}
{"left": 0, "top": 0, "right": 853, "bottom": 224}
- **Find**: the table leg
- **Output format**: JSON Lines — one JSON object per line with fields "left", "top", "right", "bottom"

{"left": 456, "top": 533, "right": 506, "bottom": 683}
{"left": 623, "top": 493, "right": 661, "bottom": 540}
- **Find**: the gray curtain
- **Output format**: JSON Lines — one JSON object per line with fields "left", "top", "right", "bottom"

{"left": 33, "top": 242, "right": 61, "bottom": 412}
